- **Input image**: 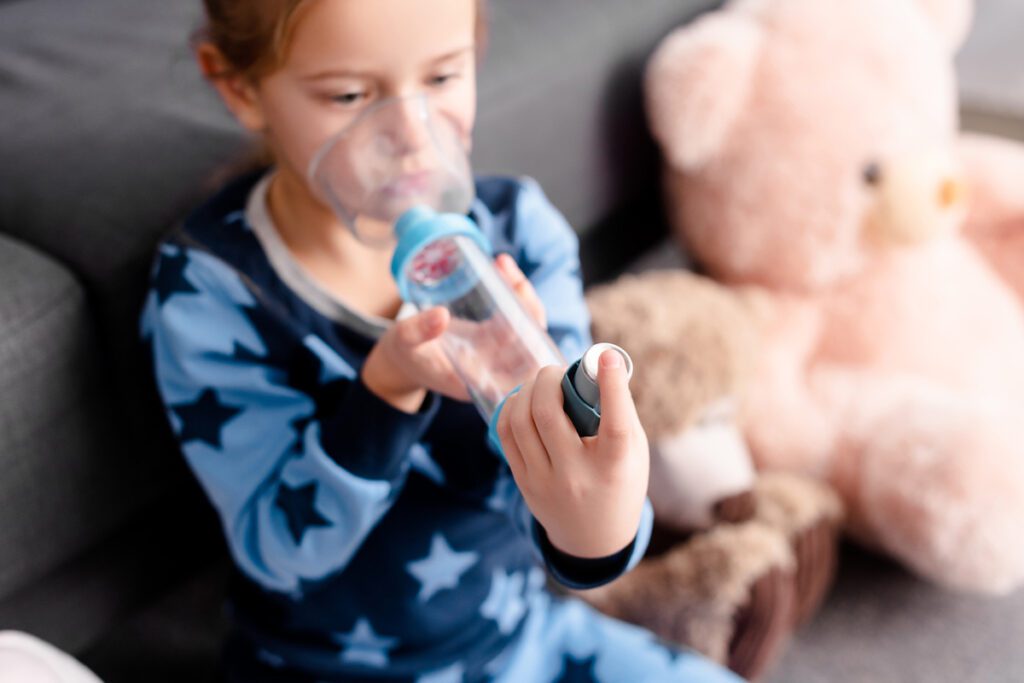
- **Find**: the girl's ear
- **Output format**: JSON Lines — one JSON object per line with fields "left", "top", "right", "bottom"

{"left": 645, "top": 12, "right": 763, "bottom": 172}
{"left": 915, "top": 0, "right": 974, "bottom": 52}
{"left": 196, "top": 42, "right": 267, "bottom": 132}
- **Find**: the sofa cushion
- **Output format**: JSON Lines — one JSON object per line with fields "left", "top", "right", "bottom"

{"left": 0, "top": 234, "right": 132, "bottom": 601}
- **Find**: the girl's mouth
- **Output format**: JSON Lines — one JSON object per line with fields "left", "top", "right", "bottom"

{"left": 382, "top": 170, "right": 435, "bottom": 199}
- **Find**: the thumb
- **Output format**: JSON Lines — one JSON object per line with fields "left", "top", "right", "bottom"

{"left": 395, "top": 306, "right": 449, "bottom": 347}
{"left": 595, "top": 349, "right": 637, "bottom": 453}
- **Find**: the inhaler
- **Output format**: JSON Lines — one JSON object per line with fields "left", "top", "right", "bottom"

{"left": 308, "top": 94, "right": 633, "bottom": 456}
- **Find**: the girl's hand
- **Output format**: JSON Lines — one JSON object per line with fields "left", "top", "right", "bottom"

{"left": 362, "top": 306, "right": 470, "bottom": 412}
{"left": 495, "top": 253, "right": 546, "bottom": 328}
{"left": 361, "top": 255, "right": 549, "bottom": 413}
{"left": 496, "top": 350, "right": 650, "bottom": 558}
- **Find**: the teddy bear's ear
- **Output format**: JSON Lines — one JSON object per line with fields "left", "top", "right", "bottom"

{"left": 645, "top": 13, "right": 763, "bottom": 172}
{"left": 915, "top": 0, "right": 974, "bottom": 51}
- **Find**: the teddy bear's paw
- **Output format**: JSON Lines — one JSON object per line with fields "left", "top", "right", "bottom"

{"left": 728, "top": 565, "right": 795, "bottom": 682}
{"left": 858, "top": 402, "right": 1024, "bottom": 594}
{"left": 713, "top": 489, "right": 758, "bottom": 524}
{"left": 578, "top": 522, "right": 796, "bottom": 681}
{"left": 750, "top": 472, "right": 844, "bottom": 625}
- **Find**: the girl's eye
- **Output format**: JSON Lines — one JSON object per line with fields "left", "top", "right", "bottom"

{"left": 428, "top": 72, "right": 460, "bottom": 88}
{"left": 331, "top": 92, "right": 366, "bottom": 106}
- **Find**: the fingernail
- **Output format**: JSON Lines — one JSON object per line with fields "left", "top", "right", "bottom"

{"left": 601, "top": 350, "right": 622, "bottom": 369}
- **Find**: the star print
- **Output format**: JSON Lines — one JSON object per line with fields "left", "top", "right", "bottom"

{"left": 170, "top": 388, "right": 243, "bottom": 448}
{"left": 334, "top": 618, "right": 399, "bottom": 668}
{"left": 153, "top": 250, "right": 198, "bottom": 305}
{"left": 232, "top": 340, "right": 265, "bottom": 364}
{"left": 275, "top": 482, "right": 332, "bottom": 545}
{"left": 410, "top": 443, "right": 445, "bottom": 486}
{"left": 479, "top": 568, "right": 527, "bottom": 634}
{"left": 406, "top": 533, "right": 478, "bottom": 603}
{"left": 516, "top": 247, "right": 544, "bottom": 280}
{"left": 223, "top": 210, "right": 248, "bottom": 228}
{"left": 554, "top": 654, "right": 599, "bottom": 683}
{"left": 484, "top": 472, "right": 517, "bottom": 513}
{"left": 256, "top": 649, "right": 286, "bottom": 669}
{"left": 416, "top": 661, "right": 465, "bottom": 683}
{"left": 303, "top": 335, "right": 357, "bottom": 384}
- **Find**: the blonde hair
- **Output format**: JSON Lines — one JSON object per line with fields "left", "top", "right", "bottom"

{"left": 198, "top": 0, "right": 489, "bottom": 80}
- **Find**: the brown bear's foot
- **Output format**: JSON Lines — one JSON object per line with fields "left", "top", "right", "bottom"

{"left": 728, "top": 565, "right": 795, "bottom": 681}
{"left": 751, "top": 472, "right": 843, "bottom": 626}
{"left": 576, "top": 522, "right": 796, "bottom": 681}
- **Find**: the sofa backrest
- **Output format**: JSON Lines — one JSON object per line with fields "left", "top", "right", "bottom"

{"left": 0, "top": 0, "right": 717, "bottom": 653}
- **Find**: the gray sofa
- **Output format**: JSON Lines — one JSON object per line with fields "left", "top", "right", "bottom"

{"left": 3, "top": 1, "right": 1024, "bottom": 682}
{"left": 0, "top": 0, "right": 714, "bottom": 680}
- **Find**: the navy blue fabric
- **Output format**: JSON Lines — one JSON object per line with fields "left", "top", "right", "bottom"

{"left": 139, "top": 172, "right": 735, "bottom": 682}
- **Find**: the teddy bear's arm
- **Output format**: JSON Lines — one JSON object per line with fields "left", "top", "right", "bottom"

{"left": 958, "top": 133, "right": 1024, "bottom": 301}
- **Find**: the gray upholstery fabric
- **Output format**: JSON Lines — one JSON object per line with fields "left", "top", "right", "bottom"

{"left": 957, "top": 0, "right": 1024, "bottom": 141}
{"left": 0, "top": 0, "right": 718, "bottom": 658}
{"left": 0, "top": 234, "right": 132, "bottom": 601}
{"left": 474, "top": 0, "right": 719, "bottom": 232}
{"left": 768, "top": 545, "right": 1024, "bottom": 683}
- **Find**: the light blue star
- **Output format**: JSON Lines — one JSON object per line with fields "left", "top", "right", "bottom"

{"left": 224, "top": 210, "right": 249, "bottom": 228}
{"left": 485, "top": 471, "right": 518, "bottom": 513}
{"left": 480, "top": 568, "right": 528, "bottom": 634}
{"left": 302, "top": 335, "right": 356, "bottom": 384}
{"left": 416, "top": 661, "right": 466, "bottom": 683}
{"left": 407, "top": 533, "right": 479, "bottom": 603}
{"left": 333, "top": 618, "right": 399, "bottom": 668}
{"left": 410, "top": 443, "right": 445, "bottom": 486}
{"left": 256, "top": 649, "right": 286, "bottom": 669}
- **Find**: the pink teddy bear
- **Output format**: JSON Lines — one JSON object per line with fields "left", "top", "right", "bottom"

{"left": 645, "top": 0, "right": 1024, "bottom": 593}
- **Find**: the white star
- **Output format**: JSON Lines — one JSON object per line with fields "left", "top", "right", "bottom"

{"left": 407, "top": 533, "right": 479, "bottom": 603}
{"left": 480, "top": 568, "right": 528, "bottom": 634}
{"left": 416, "top": 661, "right": 466, "bottom": 683}
{"left": 333, "top": 618, "right": 399, "bottom": 668}
{"left": 410, "top": 443, "right": 445, "bottom": 486}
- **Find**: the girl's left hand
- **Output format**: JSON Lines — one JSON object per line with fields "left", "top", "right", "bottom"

{"left": 495, "top": 253, "right": 546, "bottom": 328}
{"left": 496, "top": 350, "right": 651, "bottom": 558}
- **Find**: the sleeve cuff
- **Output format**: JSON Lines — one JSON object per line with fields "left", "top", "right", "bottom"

{"left": 534, "top": 521, "right": 638, "bottom": 591}
{"left": 320, "top": 377, "right": 441, "bottom": 481}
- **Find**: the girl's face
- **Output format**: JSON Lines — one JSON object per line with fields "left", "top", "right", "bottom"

{"left": 216, "top": 0, "right": 479, "bottom": 201}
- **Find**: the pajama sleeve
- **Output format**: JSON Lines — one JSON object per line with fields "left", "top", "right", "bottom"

{"left": 497, "top": 178, "right": 655, "bottom": 589}
{"left": 140, "top": 246, "right": 440, "bottom": 595}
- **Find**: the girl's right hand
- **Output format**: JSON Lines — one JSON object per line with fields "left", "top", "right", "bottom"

{"left": 361, "top": 306, "right": 470, "bottom": 413}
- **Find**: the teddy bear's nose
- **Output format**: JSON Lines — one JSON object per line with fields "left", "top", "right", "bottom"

{"left": 938, "top": 178, "right": 965, "bottom": 209}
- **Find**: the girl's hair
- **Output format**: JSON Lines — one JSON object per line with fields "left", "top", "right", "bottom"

{"left": 199, "top": 0, "right": 489, "bottom": 80}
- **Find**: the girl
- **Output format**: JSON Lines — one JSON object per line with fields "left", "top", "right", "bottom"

{"left": 142, "top": 0, "right": 743, "bottom": 681}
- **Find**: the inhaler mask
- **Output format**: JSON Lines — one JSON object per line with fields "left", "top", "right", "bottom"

{"left": 308, "top": 93, "right": 475, "bottom": 248}
{"left": 307, "top": 93, "right": 633, "bottom": 458}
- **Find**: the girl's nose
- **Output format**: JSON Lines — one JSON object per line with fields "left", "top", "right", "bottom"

{"left": 381, "top": 96, "right": 431, "bottom": 157}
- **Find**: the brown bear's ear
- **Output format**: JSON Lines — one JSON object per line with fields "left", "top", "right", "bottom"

{"left": 915, "top": 0, "right": 974, "bottom": 51}
{"left": 645, "top": 13, "right": 763, "bottom": 172}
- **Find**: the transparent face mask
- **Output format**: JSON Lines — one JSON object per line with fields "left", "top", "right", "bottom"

{"left": 308, "top": 93, "right": 475, "bottom": 248}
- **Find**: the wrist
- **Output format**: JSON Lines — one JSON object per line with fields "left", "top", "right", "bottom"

{"left": 362, "top": 350, "right": 427, "bottom": 414}
{"left": 544, "top": 523, "right": 637, "bottom": 560}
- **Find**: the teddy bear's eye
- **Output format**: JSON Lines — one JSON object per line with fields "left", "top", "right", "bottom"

{"left": 863, "top": 161, "right": 883, "bottom": 186}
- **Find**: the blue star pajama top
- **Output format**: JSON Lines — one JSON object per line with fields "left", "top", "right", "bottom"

{"left": 141, "top": 170, "right": 742, "bottom": 683}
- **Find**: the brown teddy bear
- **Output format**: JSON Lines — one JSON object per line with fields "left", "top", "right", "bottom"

{"left": 574, "top": 270, "right": 843, "bottom": 681}
{"left": 644, "top": 0, "right": 1024, "bottom": 594}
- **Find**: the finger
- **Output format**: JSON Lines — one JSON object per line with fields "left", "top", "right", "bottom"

{"left": 595, "top": 349, "right": 639, "bottom": 457}
{"left": 496, "top": 396, "right": 528, "bottom": 480}
{"left": 531, "top": 365, "right": 580, "bottom": 466}
{"left": 496, "top": 254, "right": 547, "bottom": 328}
{"left": 509, "top": 375, "right": 553, "bottom": 473}
{"left": 396, "top": 307, "right": 449, "bottom": 347}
